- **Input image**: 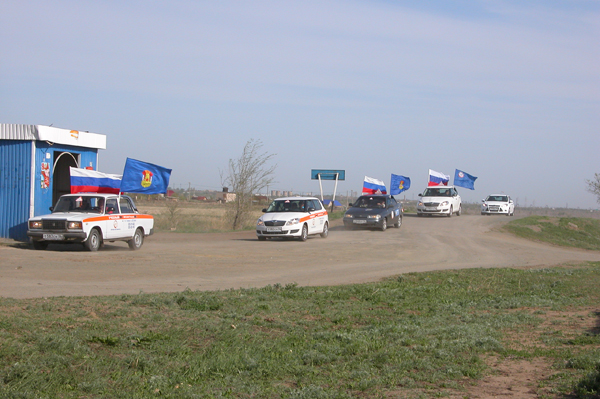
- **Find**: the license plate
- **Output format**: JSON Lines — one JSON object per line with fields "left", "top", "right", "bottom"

{"left": 353, "top": 220, "right": 367, "bottom": 224}
{"left": 266, "top": 227, "right": 282, "bottom": 232}
{"left": 43, "top": 233, "right": 64, "bottom": 240}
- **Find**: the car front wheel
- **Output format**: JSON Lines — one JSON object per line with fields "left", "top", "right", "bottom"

{"left": 448, "top": 206, "right": 453, "bottom": 217}
{"left": 299, "top": 224, "right": 308, "bottom": 241}
{"left": 85, "top": 228, "right": 101, "bottom": 252}
{"left": 380, "top": 218, "right": 387, "bottom": 231}
{"left": 456, "top": 205, "right": 461, "bottom": 216}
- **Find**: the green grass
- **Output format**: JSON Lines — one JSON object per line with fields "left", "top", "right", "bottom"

{"left": 1, "top": 264, "right": 600, "bottom": 398}
{"left": 503, "top": 216, "right": 600, "bottom": 251}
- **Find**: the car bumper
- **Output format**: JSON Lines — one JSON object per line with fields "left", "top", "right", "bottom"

{"left": 27, "top": 230, "right": 87, "bottom": 243}
{"left": 256, "top": 226, "right": 301, "bottom": 238}
{"left": 343, "top": 218, "right": 384, "bottom": 228}
{"left": 481, "top": 209, "right": 510, "bottom": 214}
{"left": 416, "top": 207, "right": 451, "bottom": 215}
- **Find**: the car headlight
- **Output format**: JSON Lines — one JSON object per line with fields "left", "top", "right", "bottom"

{"left": 344, "top": 214, "right": 353, "bottom": 218}
{"left": 417, "top": 201, "right": 424, "bottom": 206}
{"left": 367, "top": 215, "right": 381, "bottom": 220}
{"left": 257, "top": 219, "right": 264, "bottom": 226}
{"left": 68, "top": 221, "right": 82, "bottom": 230}
{"left": 29, "top": 221, "right": 42, "bottom": 229}
{"left": 286, "top": 218, "right": 300, "bottom": 226}
{"left": 440, "top": 201, "right": 449, "bottom": 206}
{"left": 482, "top": 203, "right": 488, "bottom": 208}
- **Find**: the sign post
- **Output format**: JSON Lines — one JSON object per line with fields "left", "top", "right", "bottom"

{"left": 311, "top": 169, "right": 345, "bottom": 211}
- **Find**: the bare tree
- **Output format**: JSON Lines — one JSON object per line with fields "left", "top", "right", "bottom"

{"left": 586, "top": 173, "right": 600, "bottom": 204}
{"left": 221, "top": 139, "right": 276, "bottom": 230}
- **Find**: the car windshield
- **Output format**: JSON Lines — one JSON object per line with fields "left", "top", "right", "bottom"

{"left": 487, "top": 196, "right": 508, "bottom": 202}
{"left": 353, "top": 197, "right": 386, "bottom": 208}
{"left": 266, "top": 200, "right": 308, "bottom": 213}
{"left": 423, "top": 188, "right": 452, "bottom": 197}
{"left": 53, "top": 196, "right": 106, "bottom": 213}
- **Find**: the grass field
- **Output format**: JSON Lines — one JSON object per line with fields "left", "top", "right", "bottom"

{"left": 1, "top": 215, "right": 599, "bottom": 398}
{"left": 502, "top": 216, "right": 600, "bottom": 251}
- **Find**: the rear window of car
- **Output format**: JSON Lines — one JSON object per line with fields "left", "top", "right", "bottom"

{"left": 119, "top": 198, "right": 135, "bottom": 213}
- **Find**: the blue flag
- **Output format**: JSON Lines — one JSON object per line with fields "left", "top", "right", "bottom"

{"left": 120, "top": 158, "right": 172, "bottom": 194}
{"left": 454, "top": 169, "right": 477, "bottom": 190}
{"left": 390, "top": 174, "right": 411, "bottom": 195}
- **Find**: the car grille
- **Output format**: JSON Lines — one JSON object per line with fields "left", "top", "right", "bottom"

{"left": 423, "top": 202, "right": 439, "bottom": 207}
{"left": 264, "top": 221, "right": 286, "bottom": 227}
{"left": 42, "top": 219, "right": 67, "bottom": 230}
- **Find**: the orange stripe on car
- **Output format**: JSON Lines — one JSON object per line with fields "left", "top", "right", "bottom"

{"left": 83, "top": 215, "right": 154, "bottom": 223}
{"left": 299, "top": 211, "right": 328, "bottom": 223}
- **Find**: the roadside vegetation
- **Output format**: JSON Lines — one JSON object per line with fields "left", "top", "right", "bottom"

{"left": 149, "top": 201, "right": 345, "bottom": 233}
{"left": 1, "top": 263, "right": 599, "bottom": 398}
{"left": 503, "top": 216, "right": 600, "bottom": 251}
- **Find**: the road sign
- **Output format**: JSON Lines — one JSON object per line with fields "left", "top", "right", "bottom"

{"left": 311, "top": 169, "right": 345, "bottom": 181}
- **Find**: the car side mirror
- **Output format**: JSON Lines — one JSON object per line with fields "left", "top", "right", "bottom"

{"left": 418, "top": 193, "right": 422, "bottom": 197}
{"left": 262, "top": 208, "right": 267, "bottom": 212}
{"left": 308, "top": 207, "right": 316, "bottom": 212}
{"left": 49, "top": 206, "right": 54, "bottom": 212}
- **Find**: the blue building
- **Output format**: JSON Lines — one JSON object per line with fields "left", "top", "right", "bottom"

{"left": 0, "top": 124, "right": 107, "bottom": 241}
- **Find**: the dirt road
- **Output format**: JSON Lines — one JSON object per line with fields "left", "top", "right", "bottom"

{"left": 2, "top": 215, "right": 600, "bottom": 299}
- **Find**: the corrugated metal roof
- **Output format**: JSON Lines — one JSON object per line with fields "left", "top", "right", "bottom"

{"left": 0, "top": 124, "right": 38, "bottom": 140}
{"left": 1, "top": 124, "right": 106, "bottom": 149}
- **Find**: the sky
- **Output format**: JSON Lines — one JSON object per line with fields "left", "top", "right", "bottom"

{"left": 2, "top": 0, "right": 599, "bottom": 208}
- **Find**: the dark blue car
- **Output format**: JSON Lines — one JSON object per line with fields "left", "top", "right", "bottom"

{"left": 343, "top": 195, "right": 403, "bottom": 231}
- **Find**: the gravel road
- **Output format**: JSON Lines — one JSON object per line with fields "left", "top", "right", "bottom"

{"left": 2, "top": 214, "right": 599, "bottom": 299}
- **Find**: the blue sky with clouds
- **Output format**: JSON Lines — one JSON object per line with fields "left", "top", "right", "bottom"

{"left": 2, "top": 1, "right": 599, "bottom": 208}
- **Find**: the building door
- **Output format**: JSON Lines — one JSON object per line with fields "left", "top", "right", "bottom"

{"left": 52, "top": 151, "right": 80, "bottom": 206}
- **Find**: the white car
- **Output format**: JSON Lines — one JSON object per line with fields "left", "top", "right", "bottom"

{"left": 256, "top": 197, "right": 329, "bottom": 241}
{"left": 27, "top": 193, "right": 154, "bottom": 251}
{"left": 417, "top": 186, "right": 462, "bottom": 217}
{"left": 481, "top": 194, "right": 515, "bottom": 216}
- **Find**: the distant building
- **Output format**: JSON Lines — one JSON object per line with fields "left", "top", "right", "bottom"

{"left": 217, "top": 187, "right": 236, "bottom": 203}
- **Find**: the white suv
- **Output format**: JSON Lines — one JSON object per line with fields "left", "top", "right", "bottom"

{"left": 481, "top": 194, "right": 514, "bottom": 216}
{"left": 417, "top": 186, "right": 462, "bottom": 217}
{"left": 256, "top": 197, "right": 329, "bottom": 241}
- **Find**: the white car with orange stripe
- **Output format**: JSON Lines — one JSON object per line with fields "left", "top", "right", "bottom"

{"left": 256, "top": 197, "right": 329, "bottom": 241}
{"left": 27, "top": 193, "right": 154, "bottom": 251}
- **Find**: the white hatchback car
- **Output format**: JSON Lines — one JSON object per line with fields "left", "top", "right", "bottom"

{"left": 481, "top": 194, "right": 515, "bottom": 216}
{"left": 416, "top": 186, "right": 462, "bottom": 217}
{"left": 256, "top": 197, "right": 329, "bottom": 241}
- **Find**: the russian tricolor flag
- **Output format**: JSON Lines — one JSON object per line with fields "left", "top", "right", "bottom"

{"left": 362, "top": 176, "right": 387, "bottom": 194}
{"left": 70, "top": 167, "right": 122, "bottom": 194}
{"left": 428, "top": 169, "right": 450, "bottom": 186}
